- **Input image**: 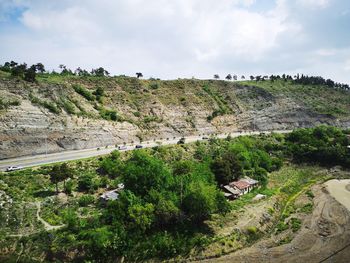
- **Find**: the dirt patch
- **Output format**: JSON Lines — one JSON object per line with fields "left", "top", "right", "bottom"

{"left": 325, "top": 179, "right": 350, "bottom": 211}
{"left": 199, "top": 183, "right": 350, "bottom": 263}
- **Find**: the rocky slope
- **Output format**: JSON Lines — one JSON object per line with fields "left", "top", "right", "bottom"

{"left": 0, "top": 73, "right": 349, "bottom": 159}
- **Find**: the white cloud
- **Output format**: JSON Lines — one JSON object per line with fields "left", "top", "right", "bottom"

{"left": 297, "top": 0, "right": 331, "bottom": 9}
{"left": 0, "top": 0, "right": 349, "bottom": 83}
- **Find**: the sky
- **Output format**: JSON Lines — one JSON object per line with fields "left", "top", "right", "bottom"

{"left": 0, "top": 0, "right": 350, "bottom": 83}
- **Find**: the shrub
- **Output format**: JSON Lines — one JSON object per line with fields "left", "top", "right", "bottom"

{"left": 306, "top": 190, "right": 314, "bottom": 199}
{"left": 29, "top": 94, "right": 60, "bottom": 114}
{"left": 246, "top": 226, "right": 257, "bottom": 235}
{"left": 0, "top": 98, "right": 21, "bottom": 110}
{"left": 143, "top": 115, "right": 160, "bottom": 123}
{"left": 73, "top": 84, "right": 95, "bottom": 101}
{"left": 300, "top": 203, "right": 313, "bottom": 214}
{"left": 78, "top": 173, "right": 99, "bottom": 193}
{"left": 149, "top": 82, "right": 159, "bottom": 89}
{"left": 93, "top": 87, "right": 105, "bottom": 103}
{"left": 290, "top": 217, "right": 302, "bottom": 232}
{"left": 99, "top": 107, "right": 119, "bottom": 121}
{"left": 65, "top": 180, "right": 74, "bottom": 194}
{"left": 276, "top": 221, "right": 288, "bottom": 233}
{"left": 61, "top": 99, "right": 75, "bottom": 114}
{"left": 133, "top": 111, "right": 141, "bottom": 117}
{"left": 78, "top": 195, "right": 95, "bottom": 207}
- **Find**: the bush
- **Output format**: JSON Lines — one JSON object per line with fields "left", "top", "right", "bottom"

{"left": 61, "top": 99, "right": 75, "bottom": 114}
{"left": 300, "top": 203, "right": 313, "bottom": 214}
{"left": 133, "top": 111, "right": 141, "bottom": 117}
{"left": 149, "top": 82, "right": 159, "bottom": 89}
{"left": 0, "top": 98, "right": 21, "bottom": 110}
{"left": 73, "top": 84, "right": 95, "bottom": 101}
{"left": 246, "top": 226, "right": 257, "bottom": 235}
{"left": 65, "top": 180, "right": 74, "bottom": 194}
{"left": 93, "top": 87, "right": 105, "bottom": 103}
{"left": 78, "top": 173, "right": 99, "bottom": 193}
{"left": 29, "top": 94, "right": 61, "bottom": 114}
{"left": 78, "top": 195, "right": 95, "bottom": 207}
{"left": 99, "top": 107, "right": 119, "bottom": 121}
{"left": 276, "top": 221, "right": 288, "bottom": 233}
{"left": 290, "top": 217, "right": 302, "bottom": 232}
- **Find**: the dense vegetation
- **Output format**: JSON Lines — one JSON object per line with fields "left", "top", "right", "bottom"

{"left": 1, "top": 126, "right": 349, "bottom": 262}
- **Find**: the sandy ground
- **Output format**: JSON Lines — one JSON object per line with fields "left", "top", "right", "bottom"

{"left": 325, "top": 179, "right": 350, "bottom": 211}
{"left": 199, "top": 182, "right": 350, "bottom": 263}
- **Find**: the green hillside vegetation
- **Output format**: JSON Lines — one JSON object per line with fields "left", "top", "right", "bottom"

{"left": 239, "top": 79, "right": 350, "bottom": 117}
{"left": 1, "top": 63, "right": 350, "bottom": 128}
{"left": 1, "top": 126, "right": 349, "bottom": 261}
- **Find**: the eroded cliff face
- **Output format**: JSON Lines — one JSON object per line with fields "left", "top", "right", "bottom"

{"left": 0, "top": 77, "right": 349, "bottom": 159}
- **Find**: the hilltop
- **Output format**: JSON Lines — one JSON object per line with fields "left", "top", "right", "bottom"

{"left": 0, "top": 70, "right": 350, "bottom": 159}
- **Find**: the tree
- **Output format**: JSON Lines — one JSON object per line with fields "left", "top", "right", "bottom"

{"left": 50, "top": 163, "right": 74, "bottom": 193}
{"left": 92, "top": 67, "right": 109, "bottom": 77}
{"left": 241, "top": 75, "right": 245, "bottom": 80}
{"left": 225, "top": 74, "right": 232, "bottom": 80}
{"left": 11, "top": 63, "right": 27, "bottom": 78}
{"left": 233, "top": 75, "right": 238, "bottom": 81}
{"left": 50, "top": 165, "right": 63, "bottom": 194}
{"left": 10, "top": 61, "right": 18, "bottom": 68}
{"left": 128, "top": 203, "right": 155, "bottom": 232}
{"left": 24, "top": 65, "right": 37, "bottom": 82}
{"left": 60, "top": 163, "right": 74, "bottom": 192}
{"left": 136, "top": 72, "right": 143, "bottom": 78}
{"left": 122, "top": 151, "right": 173, "bottom": 197}
{"left": 35, "top": 63, "right": 45, "bottom": 73}
{"left": 182, "top": 181, "right": 218, "bottom": 222}
{"left": 211, "top": 151, "right": 243, "bottom": 185}
{"left": 250, "top": 75, "right": 255, "bottom": 81}
{"left": 78, "top": 172, "right": 98, "bottom": 193}
{"left": 213, "top": 74, "right": 220, "bottom": 79}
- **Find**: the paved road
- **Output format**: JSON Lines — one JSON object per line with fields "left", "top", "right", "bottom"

{"left": 0, "top": 130, "right": 292, "bottom": 171}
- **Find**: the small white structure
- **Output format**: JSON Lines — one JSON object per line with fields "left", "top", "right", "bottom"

{"left": 100, "top": 183, "right": 125, "bottom": 203}
{"left": 252, "top": 194, "right": 266, "bottom": 201}
{"left": 100, "top": 189, "right": 119, "bottom": 202}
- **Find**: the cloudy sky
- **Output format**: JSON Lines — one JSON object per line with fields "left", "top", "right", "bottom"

{"left": 1, "top": 0, "right": 350, "bottom": 82}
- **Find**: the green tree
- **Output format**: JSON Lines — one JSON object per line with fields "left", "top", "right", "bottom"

{"left": 35, "top": 63, "right": 45, "bottom": 73}
{"left": 60, "top": 163, "right": 74, "bottom": 192}
{"left": 183, "top": 181, "right": 218, "bottom": 223}
{"left": 78, "top": 172, "right": 98, "bottom": 193}
{"left": 50, "top": 165, "right": 63, "bottom": 194}
{"left": 211, "top": 151, "right": 243, "bottom": 185}
{"left": 122, "top": 151, "right": 173, "bottom": 197}
{"left": 24, "top": 65, "right": 37, "bottom": 82}
{"left": 128, "top": 203, "right": 155, "bottom": 232}
{"left": 100, "top": 150, "right": 122, "bottom": 178}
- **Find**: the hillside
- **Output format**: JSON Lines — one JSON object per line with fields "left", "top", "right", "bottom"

{"left": 1, "top": 70, "right": 350, "bottom": 159}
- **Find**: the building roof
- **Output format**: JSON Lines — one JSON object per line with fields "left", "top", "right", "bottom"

{"left": 100, "top": 189, "right": 119, "bottom": 201}
{"left": 241, "top": 176, "right": 259, "bottom": 185}
{"left": 223, "top": 185, "right": 241, "bottom": 195}
{"left": 230, "top": 180, "right": 251, "bottom": 190}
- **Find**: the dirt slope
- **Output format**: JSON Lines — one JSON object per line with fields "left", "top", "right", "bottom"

{"left": 200, "top": 183, "right": 350, "bottom": 263}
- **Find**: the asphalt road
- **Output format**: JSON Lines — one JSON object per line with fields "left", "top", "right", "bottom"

{"left": 0, "top": 130, "right": 292, "bottom": 171}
